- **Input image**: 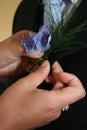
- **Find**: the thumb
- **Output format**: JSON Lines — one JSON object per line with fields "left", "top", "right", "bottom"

{"left": 25, "top": 60, "right": 50, "bottom": 89}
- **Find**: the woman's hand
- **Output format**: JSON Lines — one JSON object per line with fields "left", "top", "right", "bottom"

{"left": 0, "top": 30, "right": 43, "bottom": 78}
{"left": 46, "top": 61, "right": 86, "bottom": 106}
{"left": 0, "top": 60, "right": 85, "bottom": 130}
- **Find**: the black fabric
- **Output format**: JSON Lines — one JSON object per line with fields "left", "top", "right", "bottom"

{"left": 13, "top": 0, "right": 43, "bottom": 33}
{"left": 0, "top": 0, "right": 87, "bottom": 129}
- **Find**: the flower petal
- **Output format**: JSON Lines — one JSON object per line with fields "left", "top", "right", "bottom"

{"left": 34, "top": 25, "right": 51, "bottom": 52}
{"left": 21, "top": 33, "right": 36, "bottom": 54}
{"left": 39, "top": 25, "right": 51, "bottom": 35}
{"left": 21, "top": 25, "right": 51, "bottom": 54}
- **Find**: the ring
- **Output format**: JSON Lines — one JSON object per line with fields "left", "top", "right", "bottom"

{"left": 62, "top": 105, "right": 70, "bottom": 111}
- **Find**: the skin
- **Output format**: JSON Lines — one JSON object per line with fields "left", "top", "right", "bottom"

{"left": 0, "top": 30, "right": 86, "bottom": 130}
{"left": 0, "top": 30, "right": 43, "bottom": 78}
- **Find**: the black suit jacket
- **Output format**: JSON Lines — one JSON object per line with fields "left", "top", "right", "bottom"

{"left": 1, "top": 0, "right": 87, "bottom": 129}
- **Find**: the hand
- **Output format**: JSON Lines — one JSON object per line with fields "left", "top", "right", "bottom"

{"left": 0, "top": 30, "right": 43, "bottom": 78}
{"left": 0, "top": 61, "right": 86, "bottom": 130}
{"left": 46, "top": 61, "right": 86, "bottom": 106}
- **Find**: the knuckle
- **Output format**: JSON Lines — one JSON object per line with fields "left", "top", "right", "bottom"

{"left": 77, "top": 87, "right": 86, "bottom": 98}
{"left": 18, "top": 77, "right": 28, "bottom": 87}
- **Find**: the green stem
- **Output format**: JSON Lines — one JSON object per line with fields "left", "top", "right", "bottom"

{"left": 27, "top": 55, "right": 48, "bottom": 73}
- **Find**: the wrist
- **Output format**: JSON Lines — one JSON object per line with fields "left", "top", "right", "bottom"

{"left": 0, "top": 96, "right": 22, "bottom": 130}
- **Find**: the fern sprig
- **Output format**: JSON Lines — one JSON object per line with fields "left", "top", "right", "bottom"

{"left": 27, "top": 0, "right": 87, "bottom": 72}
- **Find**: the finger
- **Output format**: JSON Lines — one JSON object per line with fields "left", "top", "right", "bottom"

{"left": 56, "top": 72, "right": 83, "bottom": 87}
{"left": 52, "top": 72, "right": 86, "bottom": 107}
{"left": 14, "top": 31, "right": 44, "bottom": 58}
{"left": 52, "top": 61, "right": 63, "bottom": 81}
{"left": 46, "top": 61, "right": 63, "bottom": 84}
{"left": 52, "top": 61, "right": 63, "bottom": 73}
{"left": 5, "top": 31, "right": 31, "bottom": 58}
{"left": 24, "top": 48, "right": 44, "bottom": 58}
{"left": 12, "top": 30, "right": 30, "bottom": 41}
{"left": 46, "top": 61, "right": 63, "bottom": 89}
{"left": 12, "top": 30, "right": 44, "bottom": 59}
{"left": 24, "top": 60, "right": 50, "bottom": 89}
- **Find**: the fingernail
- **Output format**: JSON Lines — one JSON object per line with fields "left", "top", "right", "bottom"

{"left": 52, "top": 61, "right": 58, "bottom": 69}
{"left": 40, "top": 60, "right": 49, "bottom": 67}
{"left": 54, "top": 61, "right": 58, "bottom": 66}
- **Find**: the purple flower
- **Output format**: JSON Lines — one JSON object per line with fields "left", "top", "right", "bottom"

{"left": 21, "top": 33, "right": 36, "bottom": 53}
{"left": 21, "top": 25, "right": 51, "bottom": 54}
{"left": 34, "top": 25, "right": 51, "bottom": 52}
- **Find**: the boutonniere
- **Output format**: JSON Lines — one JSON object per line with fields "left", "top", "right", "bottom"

{"left": 22, "top": 0, "right": 87, "bottom": 72}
